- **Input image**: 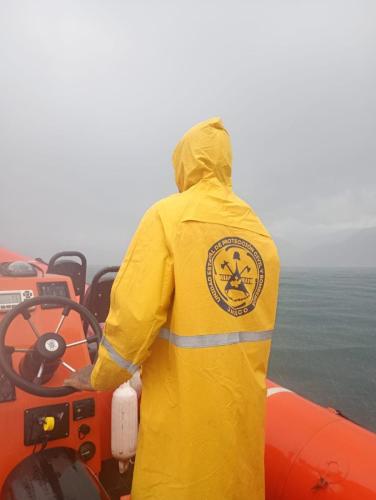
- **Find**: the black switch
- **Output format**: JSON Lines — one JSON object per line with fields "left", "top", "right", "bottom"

{"left": 78, "top": 423, "right": 91, "bottom": 440}
{"left": 73, "top": 398, "right": 95, "bottom": 421}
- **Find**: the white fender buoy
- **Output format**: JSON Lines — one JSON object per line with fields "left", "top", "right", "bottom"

{"left": 129, "top": 370, "right": 142, "bottom": 398}
{"left": 111, "top": 381, "right": 138, "bottom": 473}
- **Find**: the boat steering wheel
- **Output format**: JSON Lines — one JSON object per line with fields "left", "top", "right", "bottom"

{"left": 0, "top": 296, "right": 102, "bottom": 397}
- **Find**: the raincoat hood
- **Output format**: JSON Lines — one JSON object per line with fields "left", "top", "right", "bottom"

{"left": 173, "top": 117, "right": 232, "bottom": 192}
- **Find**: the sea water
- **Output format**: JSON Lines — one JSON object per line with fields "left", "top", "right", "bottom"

{"left": 269, "top": 267, "right": 376, "bottom": 432}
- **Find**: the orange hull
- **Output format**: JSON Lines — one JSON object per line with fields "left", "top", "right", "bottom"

{"left": 266, "top": 381, "right": 376, "bottom": 498}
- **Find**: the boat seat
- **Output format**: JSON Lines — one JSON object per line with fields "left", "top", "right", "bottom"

{"left": 2, "top": 447, "right": 109, "bottom": 499}
{"left": 83, "top": 266, "right": 119, "bottom": 333}
{"left": 47, "top": 251, "right": 87, "bottom": 304}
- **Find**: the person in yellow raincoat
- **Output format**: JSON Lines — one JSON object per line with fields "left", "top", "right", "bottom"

{"left": 68, "top": 117, "right": 280, "bottom": 499}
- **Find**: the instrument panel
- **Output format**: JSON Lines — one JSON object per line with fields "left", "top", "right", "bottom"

{"left": 0, "top": 290, "right": 34, "bottom": 313}
{"left": 0, "top": 283, "right": 70, "bottom": 313}
{"left": 37, "top": 282, "right": 70, "bottom": 309}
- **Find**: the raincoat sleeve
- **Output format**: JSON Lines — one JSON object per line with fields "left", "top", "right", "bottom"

{"left": 91, "top": 204, "right": 174, "bottom": 391}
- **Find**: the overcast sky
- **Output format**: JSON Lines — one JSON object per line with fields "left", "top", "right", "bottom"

{"left": 1, "top": 0, "right": 375, "bottom": 264}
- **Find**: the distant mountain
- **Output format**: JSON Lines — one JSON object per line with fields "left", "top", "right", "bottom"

{"left": 277, "top": 227, "right": 376, "bottom": 267}
{"left": 304, "top": 227, "right": 376, "bottom": 267}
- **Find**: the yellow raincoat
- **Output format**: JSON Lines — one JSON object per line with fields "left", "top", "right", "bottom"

{"left": 91, "top": 118, "right": 280, "bottom": 500}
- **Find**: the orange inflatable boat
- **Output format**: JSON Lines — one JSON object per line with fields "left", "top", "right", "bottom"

{"left": 0, "top": 246, "right": 375, "bottom": 499}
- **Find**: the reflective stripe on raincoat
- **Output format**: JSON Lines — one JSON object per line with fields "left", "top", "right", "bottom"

{"left": 91, "top": 117, "right": 280, "bottom": 500}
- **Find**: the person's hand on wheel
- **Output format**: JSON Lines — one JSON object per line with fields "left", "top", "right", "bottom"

{"left": 64, "top": 365, "right": 94, "bottom": 391}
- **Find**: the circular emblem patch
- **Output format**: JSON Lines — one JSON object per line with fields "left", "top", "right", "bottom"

{"left": 206, "top": 237, "right": 265, "bottom": 317}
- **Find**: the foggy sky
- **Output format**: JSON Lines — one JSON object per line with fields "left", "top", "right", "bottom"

{"left": 1, "top": 1, "right": 375, "bottom": 264}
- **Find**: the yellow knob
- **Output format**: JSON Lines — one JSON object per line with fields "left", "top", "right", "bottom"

{"left": 43, "top": 416, "right": 55, "bottom": 432}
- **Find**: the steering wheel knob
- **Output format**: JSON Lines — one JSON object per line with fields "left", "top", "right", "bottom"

{"left": 36, "top": 333, "right": 66, "bottom": 361}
